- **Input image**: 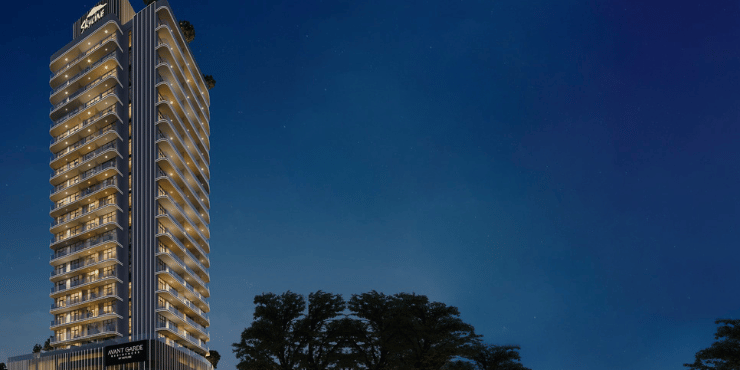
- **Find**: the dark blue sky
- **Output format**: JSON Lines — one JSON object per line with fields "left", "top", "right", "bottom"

{"left": 1, "top": 0, "right": 739, "bottom": 369}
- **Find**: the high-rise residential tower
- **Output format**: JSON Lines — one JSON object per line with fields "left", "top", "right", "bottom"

{"left": 10, "top": 0, "right": 212, "bottom": 369}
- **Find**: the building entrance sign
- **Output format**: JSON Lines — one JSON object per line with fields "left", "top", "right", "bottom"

{"left": 104, "top": 340, "right": 148, "bottom": 366}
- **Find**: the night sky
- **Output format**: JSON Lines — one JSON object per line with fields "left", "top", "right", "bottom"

{"left": 1, "top": 0, "right": 739, "bottom": 369}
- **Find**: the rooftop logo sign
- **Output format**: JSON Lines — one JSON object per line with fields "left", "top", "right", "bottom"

{"left": 81, "top": 3, "right": 107, "bottom": 32}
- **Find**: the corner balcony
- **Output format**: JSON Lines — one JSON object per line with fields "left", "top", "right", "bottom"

{"left": 156, "top": 320, "right": 208, "bottom": 355}
{"left": 50, "top": 268, "right": 122, "bottom": 298}
{"left": 49, "top": 214, "right": 122, "bottom": 249}
{"left": 50, "top": 23, "right": 121, "bottom": 83}
{"left": 50, "top": 50, "right": 121, "bottom": 102}
{"left": 155, "top": 75, "right": 209, "bottom": 153}
{"left": 155, "top": 48, "right": 210, "bottom": 129}
{"left": 156, "top": 148, "right": 209, "bottom": 220}
{"left": 156, "top": 263, "right": 209, "bottom": 312}
{"left": 156, "top": 227, "right": 209, "bottom": 281}
{"left": 156, "top": 302, "right": 210, "bottom": 341}
{"left": 50, "top": 141, "right": 121, "bottom": 186}
{"left": 50, "top": 230, "right": 119, "bottom": 264}
{"left": 156, "top": 113, "right": 210, "bottom": 191}
{"left": 51, "top": 90, "right": 121, "bottom": 138}
{"left": 51, "top": 322, "right": 121, "bottom": 346}
{"left": 50, "top": 121, "right": 121, "bottom": 168}
{"left": 156, "top": 243, "right": 209, "bottom": 297}
{"left": 50, "top": 311, "right": 122, "bottom": 330}
{"left": 156, "top": 210, "right": 209, "bottom": 266}
{"left": 156, "top": 131, "right": 210, "bottom": 211}
{"left": 156, "top": 286, "right": 209, "bottom": 326}
{"left": 156, "top": 99, "right": 210, "bottom": 166}
{"left": 50, "top": 253, "right": 121, "bottom": 283}
{"left": 51, "top": 176, "right": 121, "bottom": 218}
{"left": 50, "top": 286, "right": 121, "bottom": 314}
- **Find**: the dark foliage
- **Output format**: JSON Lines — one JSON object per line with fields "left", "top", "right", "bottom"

{"left": 207, "top": 350, "right": 222, "bottom": 369}
{"left": 179, "top": 20, "right": 195, "bottom": 43}
{"left": 686, "top": 319, "right": 740, "bottom": 370}
{"left": 234, "top": 291, "right": 509, "bottom": 370}
{"left": 32, "top": 343, "right": 42, "bottom": 353}
{"left": 0, "top": 362, "right": 7, "bottom": 370}
{"left": 143, "top": 0, "right": 155, "bottom": 5}
{"left": 43, "top": 336, "right": 53, "bottom": 351}
{"left": 203, "top": 75, "right": 216, "bottom": 90}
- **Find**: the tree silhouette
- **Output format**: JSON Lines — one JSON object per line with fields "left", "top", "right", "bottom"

{"left": 32, "top": 343, "right": 42, "bottom": 353}
{"left": 43, "top": 336, "right": 53, "bottom": 351}
{"left": 179, "top": 21, "right": 195, "bottom": 43}
{"left": 686, "top": 319, "right": 740, "bottom": 370}
{"left": 203, "top": 75, "right": 216, "bottom": 90}
{"left": 206, "top": 350, "right": 221, "bottom": 369}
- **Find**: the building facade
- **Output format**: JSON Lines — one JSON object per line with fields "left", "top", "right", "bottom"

{"left": 11, "top": 0, "right": 212, "bottom": 369}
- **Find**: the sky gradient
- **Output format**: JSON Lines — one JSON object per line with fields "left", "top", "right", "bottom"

{"left": 1, "top": 1, "right": 740, "bottom": 369}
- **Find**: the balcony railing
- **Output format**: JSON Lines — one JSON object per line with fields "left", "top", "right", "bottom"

{"left": 156, "top": 208, "right": 209, "bottom": 266}
{"left": 51, "top": 285, "right": 118, "bottom": 310}
{"left": 51, "top": 322, "right": 118, "bottom": 343}
{"left": 157, "top": 242, "right": 209, "bottom": 293}
{"left": 156, "top": 177, "right": 209, "bottom": 244}
{"left": 52, "top": 141, "right": 118, "bottom": 178}
{"left": 52, "top": 87, "right": 118, "bottom": 127}
{"left": 50, "top": 269, "right": 117, "bottom": 294}
{"left": 156, "top": 318, "right": 207, "bottom": 350}
{"left": 52, "top": 122, "right": 116, "bottom": 161}
{"left": 157, "top": 113, "right": 210, "bottom": 186}
{"left": 51, "top": 215, "right": 118, "bottom": 245}
{"left": 51, "top": 253, "right": 117, "bottom": 278}
{"left": 52, "top": 160, "right": 118, "bottom": 195}
{"left": 52, "top": 196, "right": 115, "bottom": 227}
{"left": 51, "top": 33, "right": 118, "bottom": 79}
{"left": 157, "top": 284, "right": 209, "bottom": 321}
{"left": 157, "top": 257, "right": 208, "bottom": 302}
{"left": 157, "top": 303, "right": 209, "bottom": 336}
{"left": 155, "top": 18, "right": 210, "bottom": 108}
{"left": 51, "top": 310, "right": 118, "bottom": 327}
{"left": 155, "top": 74, "right": 210, "bottom": 153}
{"left": 52, "top": 104, "right": 117, "bottom": 138}
{"left": 51, "top": 230, "right": 117, "bottom": 261}
{"left": 156, "top": 146, "right": 209, "bottom": 215}
{"left": 53, "top": 177, "right": 117, "bottom": 211}
{"left": 157, "top": 224, "right": 209, "bottom": 276}
{"left": 52, "top": 51, "right": 118, "bottom": 95}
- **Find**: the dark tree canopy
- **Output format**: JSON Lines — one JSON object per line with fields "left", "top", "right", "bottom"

{"left": 234, "top": 290, "right": 509, "bottom": 370}
{"left": 207, "top": 350, "right": 222, "bottom": 369}
{"left": 462, "top": 344, "right": 531, "bottom": 370}
{"left": 233, "top": 291, "right": 307, "bottom": 370}
{"left": 686, "top": 319, "right": 740, "bottom": 370}
{"left": 33, "top": 343, "right": 42, "bottom": 353}
{"left": 0, "top": 362, "right": 8, "bottom": 370}
{"left": 179, "top": 20, "right": 195, "bottom": 43}
{"left": 143, "top": 0, "right": 155, "bottom": 5}
{"left": 203, "top": 75, "right": 216, "bottom": 90}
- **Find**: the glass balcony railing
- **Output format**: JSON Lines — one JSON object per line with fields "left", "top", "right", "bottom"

{"left": 156, "top": 207, "right": 209, "bottom": 267}
{"left": 51, "top": 33, "right": 118, "bottom": 79}
{"left": 157, "top": 113, "right": 210, "bottom": 186}
{"left": 157, "top": 224, "right": 209, "bottom": 276}
{"left": 157, "top": 284, "right": 209, "bottom": 321}
{"left": 52, "top": 104, "right": 117, "bottom": 138}
{"left": 154, "top": 27, "right": 210, "bottom": 110}
{"left": 51, "top": 285, "right": 118, "bottom": 310}
{"left": 155, "top": 74, "right": 210, "bottom": 155}
{"left": 157, "top": 303, "right": 209, "bottom": 337}
{"left": 52, "top": 159, "right": 118, "bottom": 195}
{"left": 52, "top": 51, "right": 118, "bottom": 95}
{"left": 157, "top": 257, "right": 209, "bottom": 300}
{"left": 155, "top": 55, "right": 209, "bottom": 127}
{"left": 51, "top": 70, "right": 118, "bottom": 112}
{"left": 156, "top": 172, "right": 209, "bottom": 243}
{"left": 50, "top": 269, "right": 117, "bottom": 294}
{"left": 52, "top": 196, "right": 115, "bottom": 227}
{"left": 51, "top": 214, "right": 118, "bottom": 245}
{"left": 51, "top": 253, "right": 117, "bottom": 278}
{"left": 52, "top": 87, "right": 118, "bottom": 127}
{"left": 53, "top": 177, "right": 117, "bottom": 211}
{"left": 157, "top": 240, "right": 209, "bottom": 292}
{"left": 51, "top": 322, "right": 118, "bottom": 343}
{"left": 52, "top": 141, "right": 118, "bottom": 178}
{"left": 156, "top": 145, "right": 209, "bottom": 216}
{"left": 51, "top": 309, "right": 118, "bottom": 327}
{"left": 51, "top": 230, "right": 117, "bottom": 261}
{"left": 52, "top": 122, "right": 116, "bottom": 161}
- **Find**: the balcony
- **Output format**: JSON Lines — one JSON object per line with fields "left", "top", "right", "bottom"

{"left": 50, "top": 26, "right": 121, "bottom": 82}
{"left": 50, "top": 198, "right": 119, "bottom": 235}
{"left": 156, "top": 130, "right": 210, "bottom": 207}
{"left": 156, "top": 147, "right": 209, "bottom": 219}
{"left": 156, "top": 210, "right": 209, "bottom": 266}
{"left": 155, "top": 161, "right": 209, "bottom": 241}
{"left": 155, "top": 51, "right": 210, "bottom": 130}
{"left": 50, "top": 286, "right": 121, "bottom": 313}
{"left": 50, "top": 214, "right": 121, "bottom": 248}
{"left": 51, "top": 230, "right": 118, "bottom": 263}
{"left": 50, "top": 310, "right": 121, "bottom": 329}
{"left": 51, "top": 122, "right": 119, "bottom": 167}
{"left": 51, "top": 141, "right": 120, "bottom": 184}
{"left": 50, "top": 268, "right": 120, "bottom": 297}
{"left": 156, "top": 97, "right": 210, "bottom": 167}
{"left": 156, "top": 113, "right": 210, "bottom": 189}
{"left": 153, "top": 12, "right": 210, "bottom": 106}
{"left": 50, "top": 69, "right": 120, "bottom": 115}
{"left": 51, "top": 322, "right": 121, "bottom": 345}
{"left": 156, "top": 320, "right": 208, "bottom": 355}
{"left": 154, "top": 32, "right": 209, "bottom": 119}
{"left": 51, "top": 176, "right": 120, "bottom": 217}
{"left": 51, "top": 50, "right": 120, "bottom": 98}
{"left": 156, "top": 243, "right": 209, "bottom": 296}
{"left": 156, "top": 262, "right": 209, "bottom": 311}
{"left": 157, "top": 302, "right": 209, "bottom": 340}
{"left": 155, "top": 70, "right": 209, "bottom": 151}
{"left": 50, "top": 253, "right": 120, "bottom": 282}
{"left": 51, "top": 87, "right": 120, "bottom": 132}
{"left": 51, "top": 161, "right": 120, "bottom": 204}
{"left": 157, "top": 285, "right": 209, "bottom": 324}
{"left": 156, "top": 227, "right": 209, "bottom": 281}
